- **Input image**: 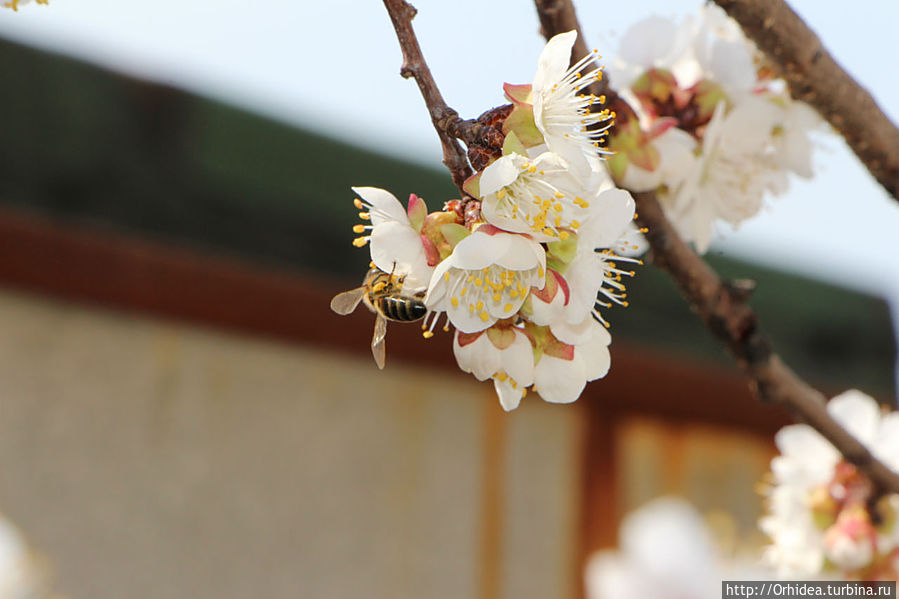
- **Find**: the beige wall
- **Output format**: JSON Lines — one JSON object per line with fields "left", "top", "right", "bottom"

{"left": 0, "top": 288, "right": 583, "bottom": 599}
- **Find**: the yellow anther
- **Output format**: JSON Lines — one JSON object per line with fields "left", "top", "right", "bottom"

{"left": 497, "top": 188, "right": 506, "bottom": 199}
{"left": 479, "top": 311, "right": 489, "bottom": 322}
{"left": 444, "top": 271, "right": 450, "bottom": 282}
{"left": 554, "top": 192, "right": 564, "bottom": 199}
{"left": 352, "top": 237, "right": 368, "bottom": 247}
{"left": 461, "top": 287, "right": 468, "bottom": 297}
{"left": 559, "top": 231, "right": 570, "bottom": 240}
{"left": 352, "top": 224, "right": 366, "bottom": 233}
{"left": 422, "top": 331, "right": 434, "bottom": 339}
{"left": 553, "top": 204, "right": 563, "bottom": 212}
{"left": 528, "top": 166, "right": 537, "bottom": 173}
{"left": 571, "top": 220, "right": 580, "bottom": 229}
{"left": 358, "top": 212, "right": 371, "bottom": 220}
{"left": 475, "top": 278, "right": 483, "bottom": 287}
{"left": 538, "top": 267, "right": 545, "bottom": 277}
{"left": 476, "top": 301, "right": 484, "bottom": 311}
{"left": 467, "top": 275, "right": 475, "bottom": 283}
{"left": 451, "top": 296, "right": 459, "bottom": 307}
{"left": 493, "top": 293, "right": 501, "bottom": 302}
{"left": 469, "top": 304, "right": 475, "bottom": 314}
{"left": 510, "top": 290, "right": 519, "bottom": 299}
{"left": 542, "top": 227, "right": 555, "bottom": 237}
{"left": 353, "top": 198, "right": 364, "bottom": 209}
{"left": 504, "top": 303, "right": 513, "bottom": 312}
{"left": 495, "top": 372, "right": 508, "bottom": 382}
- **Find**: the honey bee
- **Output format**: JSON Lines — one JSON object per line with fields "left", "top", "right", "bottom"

{"left": 330, "top": 266, "right": 427, "bottom": 369}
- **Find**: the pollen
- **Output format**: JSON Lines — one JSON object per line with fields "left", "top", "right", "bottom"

{"left": 422, "top": 330, "right": 434, "bottom": 339}
{"left": 353, "top": 198, "right": 364, "bottom": 209}
{"left": 451, "top": 296, "right": 459, "bottom": 307}
{"left": 492, "top": 293, "right": 501, "bottom": 303}
{"left": 559, "top": 231, "right": 570, "bottom": 240}
{"left": 476, "top": 301, "right": 484, "bottom": 311}
{"left": 479, "top": 311, "right": 489, "bottom": 322}
{"left": 358, "top": 212, "right": 371, "bottom": 220}
{"left": 352, "top": 237, "right": 368, "bottom": 247}
{"left": 352, "top": 224, "right": 366, "bottom": 233}
{"left": 504, "top": 303, "right": 513, "bottom": 312}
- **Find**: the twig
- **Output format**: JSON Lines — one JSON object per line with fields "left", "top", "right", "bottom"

{"left": 533, "top": 0, "right": 899, "bottom": 496}
{"left": 383, "top": 0, "right": 472, "bottom": 193}
{"left": 713, "top": 0, "right": 899, "bottom": 201}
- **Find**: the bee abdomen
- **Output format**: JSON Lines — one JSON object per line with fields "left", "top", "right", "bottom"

{"left": 379, "top": 296, "right": 427, "bottom": 322}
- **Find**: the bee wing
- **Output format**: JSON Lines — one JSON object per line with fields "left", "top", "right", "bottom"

{"left": 330, "top": 287, "right": 366, "bottom": 315}
{"left": 371, "top": 314, "right": 387, "bottom": 370}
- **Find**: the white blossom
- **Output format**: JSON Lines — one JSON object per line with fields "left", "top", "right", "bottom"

{"left": 424, "top": 226, "right": 545, "bottom": 334}
{"left": 761, "top": 390, "right": 899, "bottom": 578}
{"left": 531, "top": 31, "right": 613, "bottom": 177}
{"left": 352, "top": 186, "right": 433, "bottom": 290}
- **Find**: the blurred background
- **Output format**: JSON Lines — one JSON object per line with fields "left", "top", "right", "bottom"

{"left": 0, "top": 1, "right": 896, "bottom": 598}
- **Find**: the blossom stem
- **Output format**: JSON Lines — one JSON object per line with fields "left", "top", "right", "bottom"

{"left": 534, "top": 0, "right": 899, "bottom": 497}
{"left": 382, "top": 0, "right": 472, "bottom": 193}
{"left": 712, "top": 0, "right": 899, "bottom": 201}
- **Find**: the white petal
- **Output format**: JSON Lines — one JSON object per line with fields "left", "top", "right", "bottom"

{"left": 448, "top": 301, "right": 496, "bottom": 334}
{"left": 534, "top": 354, "right": 586, "bottom": 404}
{"left": 618, "top": 16, "right": 678, "bottom": 71}
{"left": 352, "top": 186, "right": 408, "bottom": 226}
{"left": 500, "top": 331, "right": 536, "bottom": 387}
{"left": 453, "top": 333, "right": 500, "bottom": 382}
{"left": 479, "top": 155, "right": 521, "bottom": 196}
{"left": 827, "top": 389, "right": 881, "bottom": 445}
{"left": 369, "top": 221, "right": 431, "bottom": 290}
{"left": 451, "top": 230, "right": 511, "bottom": 271}
{"left": 532, "top": 31, "right": 577, "bottom": 93}
{"left": 581, "top": 189, "right": 636, "bottom": 248}
{"left": 423, "top": 256, "right": 453, "bottom": 307}
{"left": 527, "top": 284, "right": 567, "bottom": 326}
{"left": 494, "top": 378, "right": 523, "bottom": 411}
{"left": 579, "top": 322, "right": 612, "bottom": 381}
{"left": 495, "top": 234, "right": 545, "bottom": 271}
{"left": 707, "top": 38, "right": 756, "bottom": 98}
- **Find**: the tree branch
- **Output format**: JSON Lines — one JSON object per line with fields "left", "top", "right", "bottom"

{"left": 713, "top": 0, "right": 899, "bottom": 201}
{"left": 534, "top": 0, "right": 899, "bottom": 497}
{"left": 382, "top": 0, "right": 472, "bottom": 193}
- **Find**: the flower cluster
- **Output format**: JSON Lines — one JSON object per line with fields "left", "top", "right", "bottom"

{"left": 341, "top": 32, "right": 637, "bottom": 410}
{"left": 760, "top": 390, "right": 899, "bottom": 579}
{"left": 2, "top": 0, "right": 48, "bottom": 10}
{"left": 607, "top": 6, "right": 821, "bottom": 253}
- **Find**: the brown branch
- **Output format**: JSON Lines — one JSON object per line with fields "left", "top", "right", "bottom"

{"left": 713, "top": 0, "right": 899, "bottom": 201}
{"left": 534, "top": 0, "right": 899, "bottom": 497}
{"left": 383, "top": 0, "right": 472, "bottom": 193}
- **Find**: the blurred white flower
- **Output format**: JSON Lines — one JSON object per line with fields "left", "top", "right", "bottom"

{"left": 586, "top": 497, "right": 771, "bottom": 599}
{"left": 0, "top": 512, "right": 45, "bottom": 599}
{"left": 761, "top": 389, "right": 899, "bottom": 579}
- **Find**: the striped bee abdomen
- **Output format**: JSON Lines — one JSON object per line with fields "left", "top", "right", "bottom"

{"left": 378, "top": 296, "right": 427, "bottom": 322}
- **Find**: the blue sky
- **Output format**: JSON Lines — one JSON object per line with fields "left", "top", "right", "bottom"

{"left": 0, "top": 0, "right": 897, "bottom": 321}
